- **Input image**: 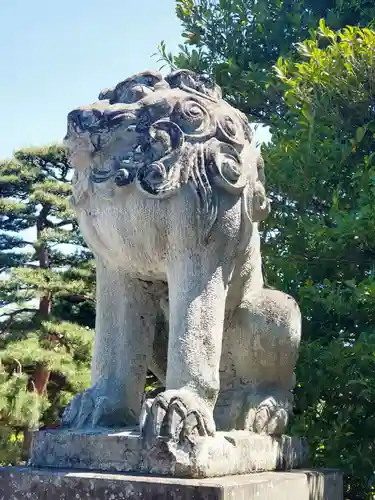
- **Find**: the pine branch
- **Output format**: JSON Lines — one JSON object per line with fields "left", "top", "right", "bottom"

{"left": 0, "top": 308, "right": 37, "bottom": 320}
{"left": 46, "top": 219, "right": 74, "bottom": 229}
{"left": 45, "top": 170, "right": 60, "bottom": 181}
{"left": 66, "top": 294, "right": 93, "bottom": 303}
{"left": 0, "top": 308, "right": 37, "bottom": 335}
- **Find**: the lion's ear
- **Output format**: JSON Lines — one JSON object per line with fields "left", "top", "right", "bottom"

{"left": 253, "top": 180, "right": 271, "bottom": 222}
{"left": 252, "top": 154, "right": 270, "bottom": 222}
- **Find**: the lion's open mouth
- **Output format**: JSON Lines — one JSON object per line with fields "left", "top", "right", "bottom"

{"left": 64, "top": 105, "right": 149, "bottom": 186}
{"left": 88, "top": 140, "right": 147, "bottom": 187}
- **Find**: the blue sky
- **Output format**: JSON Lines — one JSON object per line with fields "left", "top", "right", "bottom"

{"left": 0, "top": 0, "right": 183, "bottom": 159}
{"left": 0, "top": 0, "right": 269, "bottom": 161}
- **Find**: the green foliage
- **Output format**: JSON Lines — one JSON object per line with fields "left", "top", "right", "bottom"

{"left": 294, "top": 335, "right": 375, "bottom": 499}
{"left": 163, "top": 0, "right": 375, "bottom": 122}
{"left": 260, "top": 26, "right": 375, "bottom": 499}
{"left": 0, "top": 145, "right": 94, "bottom": 464}
{"left": 264, "top": 25, "right": 375, "bottom": 342}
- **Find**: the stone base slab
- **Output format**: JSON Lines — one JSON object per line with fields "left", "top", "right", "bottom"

{"left": 29, "top": 427, "right": 308, "bottom": 478}
{"left": 0, "top": 467, "right": 343, "bottom": 500}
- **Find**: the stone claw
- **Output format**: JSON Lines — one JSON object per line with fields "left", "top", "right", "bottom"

{"left": 61, "top": 386, "right": 136, "bottom": 429}
{"left": 253, "top": 397, "right": 289, "bottom": 436}
{"left": 140, "top": 389, "right": 215, "bottom": 445}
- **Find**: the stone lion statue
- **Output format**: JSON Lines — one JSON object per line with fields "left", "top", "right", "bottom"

{"left": 62, "top": 70, "right": 301, "bottom": 442}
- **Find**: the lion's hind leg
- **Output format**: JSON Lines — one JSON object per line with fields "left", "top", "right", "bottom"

{"left": 218, "top": 288, "right": 301, "bottom": 436}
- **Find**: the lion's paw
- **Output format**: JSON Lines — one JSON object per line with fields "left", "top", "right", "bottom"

{"left": 249, "top": 396, "right": 289, "bottom": 436}
{"left": 61, "top": 385, "right": 136, "bottom": 429}
{"left": 140, "top": 389, "right": 215, "bottom": 444}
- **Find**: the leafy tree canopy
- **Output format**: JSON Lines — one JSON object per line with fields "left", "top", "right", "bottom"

{"left": 163, "top": 0, "right": 375, "bottom": 122}
{"left": 263, "top": 25, "right": 375, "bottom": 499}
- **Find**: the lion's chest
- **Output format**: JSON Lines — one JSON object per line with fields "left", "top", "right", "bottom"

{"left": 74, "top": 186, "right": 168, "bottom": 277}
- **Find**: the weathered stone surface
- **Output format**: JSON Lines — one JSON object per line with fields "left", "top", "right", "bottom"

{"left": 61, "top": 68, "right": 302, "bottom": 456}
{"left": 0, "top": 467, "right": 343, "bottom": 500}
{"left": 29, "top": 427, "right": 308, "bottom": 478}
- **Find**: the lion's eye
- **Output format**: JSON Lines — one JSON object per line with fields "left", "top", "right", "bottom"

{"left": 80, "top": 110, "right": 100, "bottom": 129}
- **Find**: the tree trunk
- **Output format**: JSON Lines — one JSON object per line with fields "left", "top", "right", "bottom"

{"left": 34, "top": 363, "right": 51, "bottom": 395}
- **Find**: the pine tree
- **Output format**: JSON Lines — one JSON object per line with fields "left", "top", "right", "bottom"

{"left": 0, "top": 145, "right": 94, "bottom": 464}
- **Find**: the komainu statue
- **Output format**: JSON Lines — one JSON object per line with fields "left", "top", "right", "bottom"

{"left": 62, "top": 70, "right": 301, "bottom": 442}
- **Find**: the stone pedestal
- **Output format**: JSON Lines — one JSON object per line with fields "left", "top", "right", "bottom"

{"left": 29, "top": 427, "right": 308, "bottom": 478}
{"left": 0, "top": 467, "right": 343, "bottom": 499}
{"left": 0, "top": 429, "right": 344, "bottom": 498}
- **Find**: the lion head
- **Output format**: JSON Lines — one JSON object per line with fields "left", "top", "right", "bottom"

{"left": 64, "top": 70, "right": 270, "bottom": 233}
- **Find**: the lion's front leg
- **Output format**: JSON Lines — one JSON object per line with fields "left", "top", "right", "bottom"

{"left": 142, "top": 249, "right": 229, "bottom": 442}
{"left": 62, "top": 260, "right": 158, "bottom": 428}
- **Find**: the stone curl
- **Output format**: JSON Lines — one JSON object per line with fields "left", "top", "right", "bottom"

{"left": 79, "top": 70, "right": 269, "bottom": 231}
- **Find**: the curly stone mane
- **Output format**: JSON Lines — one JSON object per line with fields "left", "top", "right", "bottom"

{"left": 66, "top": 70, "right": 269, "bottom": 237}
